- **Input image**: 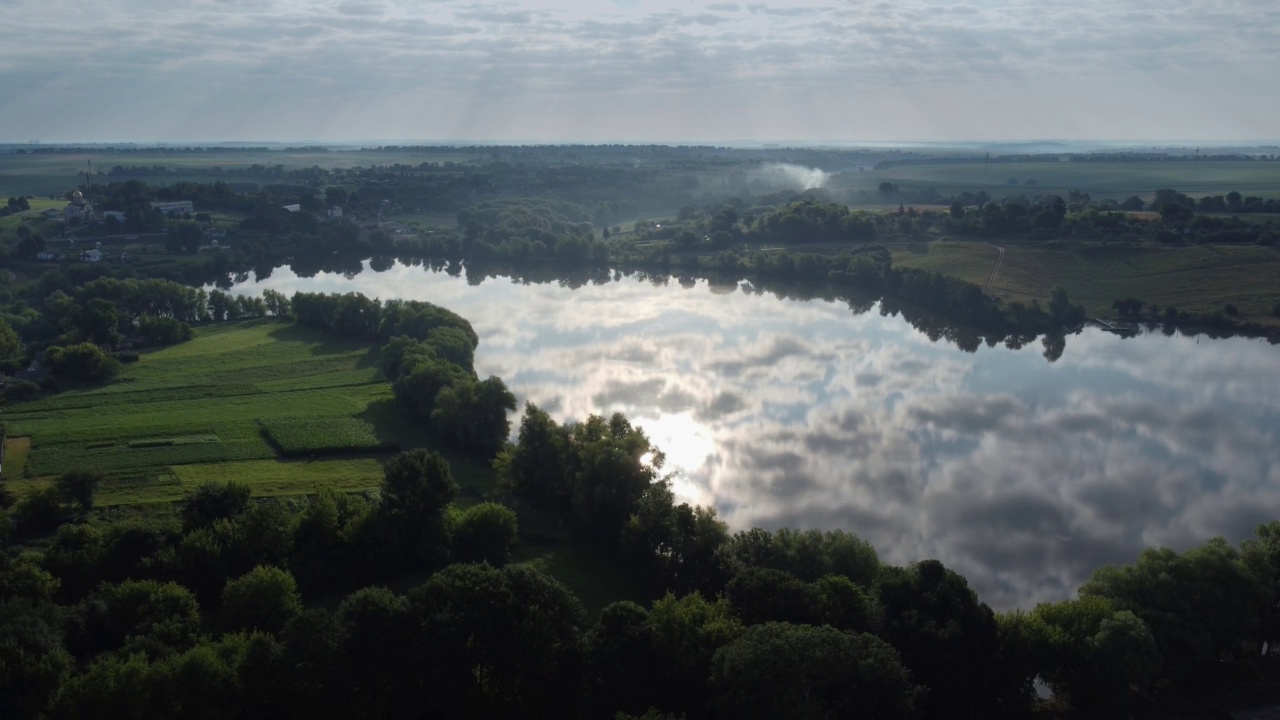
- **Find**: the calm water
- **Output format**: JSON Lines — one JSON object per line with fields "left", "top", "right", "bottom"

{"left": 228, "top": 263, "right": 1280, "bottom": 609}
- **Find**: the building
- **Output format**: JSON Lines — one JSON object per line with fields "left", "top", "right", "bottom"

{"left": 328, "top": 205, "right": 343, "bottom": 218}
{"left": 282, "top": 204, "right": 301, "bottom": 213}
{"left": 36, "top": 251, "right": 60, "bottom": 261}
{"left": 102, "top": 210, "right": 127, "bottom": 224}
{"left": 80, "top": 248, "right": 103, "bottom": 263}
{"left": 63, "top": 190, "right": 94, "bottom": 224}
{"left": 150, "top": 200, "right": 194, "bottom": 216}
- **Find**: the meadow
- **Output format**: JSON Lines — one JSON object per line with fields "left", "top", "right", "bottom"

{"left": 853, "top": 160, "right": 1280, "bottom": 201}
{"left": 893, "top": 240, "right": 1280, "bottom": 319}
{"left": 0, "top": 319, "right": 455, "bottom": 504}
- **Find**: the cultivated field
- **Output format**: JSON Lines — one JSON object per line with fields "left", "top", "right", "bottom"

{"left": 893, "top": 240, "right": 1280, "bottom": 319}
{"left": 852, "top": 161, "right": 1280, "bottom": 202}
{"left": 0, "top": 319, "right": 496, "bottom": 506}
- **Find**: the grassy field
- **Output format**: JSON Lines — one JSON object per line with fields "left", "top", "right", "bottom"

{"left": 849, "top": 161, "right": 1280, "bottom": 202}
{"left": 0, "top": 149, "right": 485, "bottom": 197}
{"left": 893, "top": 240, "right": 1280, "bottom": 319}
{"left": 0, "top": 319, "right": 441, "bottom": 503}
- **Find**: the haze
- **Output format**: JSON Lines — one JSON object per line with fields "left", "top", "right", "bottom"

{"left": 2, "top": 0, "right": 1277, "bottom": 143}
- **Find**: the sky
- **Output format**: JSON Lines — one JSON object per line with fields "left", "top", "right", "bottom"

{"left": 2, "top": 0, "right": 1278, "bottom": 143}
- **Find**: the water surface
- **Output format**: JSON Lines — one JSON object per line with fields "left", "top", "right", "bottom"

{"left": 228, "top": 263, "right": 1280, "bottom": 609}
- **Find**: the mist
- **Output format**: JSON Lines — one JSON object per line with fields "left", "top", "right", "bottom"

{"left": 760, "top": 163, "right": 831, "bottom": 190}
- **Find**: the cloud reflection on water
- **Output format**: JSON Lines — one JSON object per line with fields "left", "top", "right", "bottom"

{"left": 230, "top": 263, "right": 1280, "bottom": 609}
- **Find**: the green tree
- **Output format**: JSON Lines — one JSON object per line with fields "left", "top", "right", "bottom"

{"left": 45, "top": 342, "right": 122, "bottom": 383}
{"left": 378, "top": 449, "right": 458, "bottom": 567}
{"left": 408, "top": 563, "right": 588, "bottom": 718}
{"left": 450, "top": 502, "right": 518, "bottom": 566}
{"left": 55, "top": 469, "right": 104, "bottom": 514}
{"left": 181, "top": 480, "right": 251, "bottom": 532}
{"left": 221, "top": 565, "right": 303, "bottom": 634}
{"left": 711, "top": 623, "right": 917, "bottom": 719}
{"left": 0, "top": 317, "right": 21, "bottom": 369}
{"left": 877, "top": 559, "right": 1000, "bottom": 716}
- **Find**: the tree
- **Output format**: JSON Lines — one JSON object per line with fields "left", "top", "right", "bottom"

{"left": 1031, "top": 596, "right": 1160, "bottom": 714}
{"left": 222, "top": 565, "right": 303, "bottom": 634}
{"left": 711, "top": 623, "right": 917, "bottom": 719}
{"left": 55, "top": 469, "right": 104, "bottom": 514}
{"left": 450, "top": 502, "right": 518, "bottom": 566}
{"left": 0, "top": 317, "right": 22, "bottom": 369}
{"left": 181, "top": 480, "right": 251, "bottom": 532}
{"left": 378, "top": 449, "right": 458, "bottom": 567}
{"left": 584, "top": 602, "right": 657, "bottom": 716}
{"left": 165, "top": 222, "right": 204, "bottom": 254}
{"left": 408, "top": 563, "right": 588, "bottom": 717}
{"left": 877, "top": 559, "right": 1000, "bottom": 715}
{"left": 45, "top": 343, "right": 121, "bottom": 383}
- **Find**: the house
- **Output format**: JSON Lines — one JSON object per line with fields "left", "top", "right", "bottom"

{"left": 80, "top": 248, "right": 103, "bottom": 263}
{"left": 118, "top": 252, "right": 131, "bottom": 263}
{"left": 41, "top": 208, "right": 60, "bottom": 220}
{"left": 36, "top": 251, "right": 60, "bottom": 261}
{"left": 282, "top": 204, "right": 301, "bottom": 213}
{"left": 102, "top": 210, "right": 127, "bottom": 223}
{"left": 327, "top": 205, "right": 343, "bottom": 218}
{"left": 149, "top": 200, "right": 194, "bottom": 216}
{"left": 205, "top": 227, "right": 227, "bottom": 239}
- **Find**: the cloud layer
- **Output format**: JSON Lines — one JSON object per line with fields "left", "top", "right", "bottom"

{"left": 2, "top": 0, "right": 1277, "bottom": 141}
{"left": 231, "top": 263, "right": 1280, "bottom": 609}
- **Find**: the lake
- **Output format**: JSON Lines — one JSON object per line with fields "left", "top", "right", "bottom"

{"left": 227, "top": 262, "right": 1280, "bottom": 610}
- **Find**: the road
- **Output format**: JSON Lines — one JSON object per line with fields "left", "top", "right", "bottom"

{"left": 985, "top": 244, "right": 1005, "bottom": 292}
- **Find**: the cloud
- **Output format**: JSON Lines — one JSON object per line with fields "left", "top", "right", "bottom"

{"left": 0, "top": 0, "right": 1276, "bottom": 140}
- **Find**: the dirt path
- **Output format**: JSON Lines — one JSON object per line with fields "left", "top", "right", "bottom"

{"left": 985, "top": 245, "right": 1005, "bottom": 291}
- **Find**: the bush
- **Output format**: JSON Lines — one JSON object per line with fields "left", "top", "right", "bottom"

{"left": 222, "top": 565, "right": 303, "bottom": 634}
{"left": 1, "top": 380, "right": 40, "bottom": 405}
{"left": 451, "top": 502, "right": 519, "bottom": 566}
{"left": 45, "top": 343, "right": 121, "bottom": 383}
{"left": 14, "top": 486, "right": 69, "bottom": 530}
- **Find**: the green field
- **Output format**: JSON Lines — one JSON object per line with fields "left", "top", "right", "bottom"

{"left": 851, "top": 161, "right": 1280, "bottom": 202}
{"left": 0, "top": 319, "right": 427, "bottom": 504}
{"left": 0, "top": 149, "right": 485, "bottom": 197}
{"left": 893, "top": 240, "right": 1280, "bottom": 319}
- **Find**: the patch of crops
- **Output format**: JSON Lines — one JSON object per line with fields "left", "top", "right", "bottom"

{"left": 257, "top": 416, "right": 396, "bottom": 456}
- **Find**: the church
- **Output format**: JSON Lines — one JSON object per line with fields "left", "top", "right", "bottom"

{"left": 62, "top": 190, "right": 94, "bottom": 225}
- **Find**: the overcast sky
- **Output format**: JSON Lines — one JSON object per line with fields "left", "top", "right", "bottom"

{"left": 2, "top": 0, "right": 1278, "bottom": 143}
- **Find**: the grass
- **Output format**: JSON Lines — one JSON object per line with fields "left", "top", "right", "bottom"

{"left": 2, "top": 317, "right": 503, "bottom": 503}
{"left": 257, "top": 416, "right": 396, "bottom": 455}
{"left": 1, "top": 436, "right": 32, "bottom": 480}
{"left": 1, "top": 318, "right": 402, "bottom": 488}
{"left": 892, "top": 240, "right": 1280, "bottom": 319}
{"left": 850, "top": 161, "right": 1280, "bottom": 201}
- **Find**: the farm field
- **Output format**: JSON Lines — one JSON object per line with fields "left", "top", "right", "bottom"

{"left": 0, "top": 318, "right": 441, "bottom": 505}
{"left": 0, "top": 148, "right": 486, "bottom": 197}
{"left": 892, "top": 240, "right": 1280, "bottom": 319}
{"left": 855, "top": 161, "right": 1280, "bottom": 201}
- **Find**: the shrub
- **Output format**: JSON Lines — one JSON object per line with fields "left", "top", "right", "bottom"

{"left": 45, "top": 343, "right": 121, "bottom": 383}
{"left": 450, "top": 502, "right": 518, "bottom": 566}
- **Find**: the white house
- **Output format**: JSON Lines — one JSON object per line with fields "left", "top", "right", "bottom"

{"left": 282, "top": 204, "right": 301, "bottom": 213}
{"left": 36, "top": 251, "right": 60, "bottom": 261}
{"left": 149, "top": 200, "right": 194, "bottom": 216}
{"left": 327, "top": 205, "right": 343, "bottom": 218}
{"left": 80, "top": 249, "right": 103, "bottom": 263}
